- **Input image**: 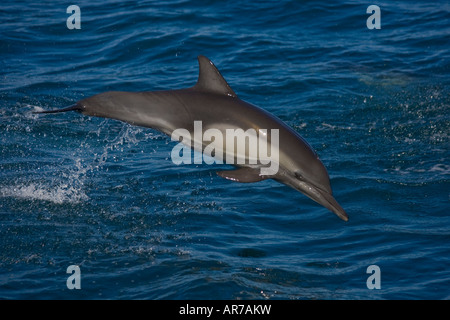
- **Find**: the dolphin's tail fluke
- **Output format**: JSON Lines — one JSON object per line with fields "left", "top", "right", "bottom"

{"left": 33, "top": 104, "right": 84, "bottom": 114}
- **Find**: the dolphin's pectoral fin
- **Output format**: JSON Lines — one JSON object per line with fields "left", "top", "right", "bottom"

{"left": 216, "top": 167, "right": 268, "bottom": 183}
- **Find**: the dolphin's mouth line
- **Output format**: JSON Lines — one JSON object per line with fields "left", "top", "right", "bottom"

{"left": 305, "top": 186, "right": 348, "bottom": 221}
{"left": 314, "top": 187, "right": 349, "bottom": 222}
{"left": 294, "top": 171, "right": 331, "bottom": 195}
{"left": 282, "top": 173, "right": 348, "bottom": 221}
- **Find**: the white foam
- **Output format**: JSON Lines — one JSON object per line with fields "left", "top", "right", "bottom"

{"left": 0, "top": 182, "right": 89, "bottom": 204}
{"left": 429, "top": 163, "right": 450, "bottom": 174}
{"left": 0, "top": 122, "right": 160, "bottom": 205}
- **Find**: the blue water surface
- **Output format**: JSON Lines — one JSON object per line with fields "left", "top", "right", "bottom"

{"left": 0, "top": 0, "right": 449, "bottom": 299}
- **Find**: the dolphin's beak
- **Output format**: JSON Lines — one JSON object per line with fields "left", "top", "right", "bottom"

{"left": 33, "top": 104, "right": 84, "bottom": 114}
{"left": 312, "top": 187, "right": 349, "bottom": 221}
{"left": 281, "top": 176, "right": 349, "bottom": 221}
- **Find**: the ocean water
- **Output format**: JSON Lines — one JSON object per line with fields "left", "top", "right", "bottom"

{"left": 0, "top": 0, "right": 449, "bottom": 300}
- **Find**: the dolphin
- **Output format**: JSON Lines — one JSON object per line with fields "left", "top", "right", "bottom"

{"left": 36, "top": 55, "right": 348, "bottom": 221}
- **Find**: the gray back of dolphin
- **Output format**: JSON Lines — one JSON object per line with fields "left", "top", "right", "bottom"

{"left": 36, "top": 55, "right": 348, "bottom": 221}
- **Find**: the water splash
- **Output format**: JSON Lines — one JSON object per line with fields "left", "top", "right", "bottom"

{"left": 1, "top": 106, "right": 160, "bottom": 205}
{"left": 90, "top": 120, "right": 160, "bottom": 170}
{"left": 0, "top": 181, "right": 88, "bottom": 204}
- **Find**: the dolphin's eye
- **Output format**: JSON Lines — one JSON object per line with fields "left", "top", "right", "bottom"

{"left": 294, "top": 171, "right": 304, "bottom": 180}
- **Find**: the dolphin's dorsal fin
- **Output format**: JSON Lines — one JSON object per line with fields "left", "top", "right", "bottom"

{"left": 194, "top": 55, "right": 237, "bottom": 98}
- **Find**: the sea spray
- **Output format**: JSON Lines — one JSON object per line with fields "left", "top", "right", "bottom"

{"left": 0, "top": 111, "right": 159, "bottom": 204}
